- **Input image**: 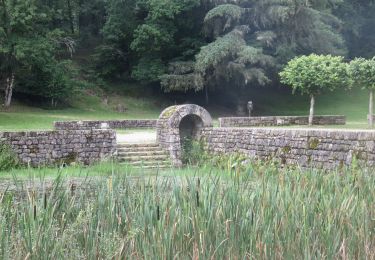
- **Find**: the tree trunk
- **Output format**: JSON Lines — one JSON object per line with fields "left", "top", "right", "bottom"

{"left": 78, "top": 0, "right": 83, "bottom": 36}
{"left": 205, "top": 86, "right": 209, "bottom": 105}
{"left": 308, "top": 94, "right": 315, "bottom": 126}
{"left": 4, "top": 73, "right": 15, "bottom": 109}
{"left": 67, "top": 0, "right": 75, "bottom": 34}
{"left": 369, "top": 90, "right": 374, "bottom": 127}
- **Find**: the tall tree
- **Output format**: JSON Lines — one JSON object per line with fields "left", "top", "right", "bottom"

{"left": 0, "top": 0, "right": 47, "bottom": 108}
{"left": 348, "top": 57, "right": 375, "bottom": 127}
{"left": 335, "top": 0, "right": 375, "bottom": 59}
{"left": 93, "top": 0, "right": 138, "bottom": 79}
{"left": 280, "top": 54, "right": 348, "bottom": 125}
{"left": 0, "top": 0, "right": 78, "bottom": 108}
{"left": 161, "top": 0, "right": 347, "bottom": 103}
{"left": 130, "top": 0, "right": 203, "bottom": 83}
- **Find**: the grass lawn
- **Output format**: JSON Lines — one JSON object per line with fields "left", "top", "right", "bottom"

{"left": 0, "top": 93, "right": 164, "bottom": 131}
{"left": 0, "top": 86, "right": 372, "bottom": 130}
{"left": 210, "top": 87, "right": 372, "bottom": 129}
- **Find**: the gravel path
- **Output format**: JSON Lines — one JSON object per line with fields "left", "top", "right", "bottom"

{"left": 116, "top": 131, "right": 156, "bottom": 143}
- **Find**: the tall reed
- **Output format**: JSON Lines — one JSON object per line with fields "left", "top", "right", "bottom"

{"left": 0, "top": 164, "right": 374, "bottom": 259}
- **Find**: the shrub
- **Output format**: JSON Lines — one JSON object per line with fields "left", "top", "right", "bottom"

{"left": 0, "top": 142, "right": 19, "bottom": 171}
{"left": 181, "top": 137, "right": 207, "bottom": 166}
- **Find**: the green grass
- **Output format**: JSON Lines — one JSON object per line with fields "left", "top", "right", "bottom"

{"left": 244, "top": 87, "right": 370, "bottom": 128}
{"left": 0, "top": 160, "right": 216, "bottom": 180}
{"left": 0, "top": 85, "right": 372, "bottom": 130}
{"left": 0, "top": 92, "right": 165, "bottom": 131}
{"left": 1, "top": 163, "right": 375, "bottom": 258}
{"left": 0, "top": 162, "right": 172, "bottom": 179}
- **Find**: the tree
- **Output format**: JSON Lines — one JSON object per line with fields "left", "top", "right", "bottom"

{"left": 334, "top": 0, "right": 375, "bottom": 59}
{"left": 160, "top": 0, "right": 347, "bottom": 104}
{"left": 0, "top": 0, "right": 47, "bottom": 108}
{"left": 129, "top": 0, "right": 202, "bottom": 83}
{"left": 0, "top": 0, "right": 79, "bottom": 108}
{"left": 348, "top": 57, "right": 375, "bottom": 127}
{"left": 279, "top": 54, "right": 348, "bottom": 126}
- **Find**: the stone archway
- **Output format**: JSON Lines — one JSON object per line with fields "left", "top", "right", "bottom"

{"left": 157, "top": 104, "right": 213, "bottom": 167}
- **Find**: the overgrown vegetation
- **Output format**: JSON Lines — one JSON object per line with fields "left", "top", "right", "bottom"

{"left": 0, "top": 142, "right": 19, "bottom": 171}
{"left": 181, "top": 137, "right": 207, "bottom": 165}
{"left": 0, "top": 163, "right": 375, "bottom": 258}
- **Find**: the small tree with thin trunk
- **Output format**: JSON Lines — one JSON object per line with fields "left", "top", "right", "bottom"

{"left": 348, "top": 57, "right": 375, "bottom": 127}
{"left": 279, "top": 54, "right": 348, "bottom": 126}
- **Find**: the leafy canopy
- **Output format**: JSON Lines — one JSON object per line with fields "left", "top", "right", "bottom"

{"left": 279, "top": 54, "right": 349, "bottom": 96}
{"left": 348, "top": 57, "right": 375, "bottom": 90}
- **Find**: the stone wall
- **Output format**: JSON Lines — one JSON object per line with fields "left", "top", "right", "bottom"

{"left": 218, "top": 115, "right": 346, "bottom": 127}
{"left": 200, "top": 127, "right": 375, "bottom": 169}
{"left": 0, "top": 130, "right": 116, "bottom": 166}
{"left": 54, "top": 119, "right": 157, "bottom": 130}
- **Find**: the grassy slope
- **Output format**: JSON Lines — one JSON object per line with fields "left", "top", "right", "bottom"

{"left": 0, "top": 91, "right": 165, "bottom": 131}
{"left": 0, "top": 85, "right": 371, "bottom": 130}
{"left": 243, "top": 87, "right": 370, "bottom": 128}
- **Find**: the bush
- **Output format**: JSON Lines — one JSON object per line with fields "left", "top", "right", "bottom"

{"left": 181, "top": 137, "right": 207, "bottom": 166}
{"left": 0, "top": 142, "right": 19, "bottom": 171}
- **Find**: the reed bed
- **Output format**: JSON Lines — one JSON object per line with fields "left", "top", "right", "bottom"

{"left": 0, "top": 164, "right": 375, "bottom": 259}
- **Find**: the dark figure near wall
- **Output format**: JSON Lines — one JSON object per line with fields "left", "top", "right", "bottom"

{"left": 247, "top": 101, "right": 253, "bottom": 117}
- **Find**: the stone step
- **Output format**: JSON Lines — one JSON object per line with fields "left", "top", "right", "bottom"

{"left": 117, "top": 146, "right": 164, "bottom": 153}
{"left": 116, "top": 142, "right": 171, "bottom": 169}
{"left": 117, "top": 150, "right": 167, "bottom": 157}
{"left": 119, "top": 154, "right": 169, "bottom": 162}
{"left": 117, "top": 143, "right": 159, "bottom": 148}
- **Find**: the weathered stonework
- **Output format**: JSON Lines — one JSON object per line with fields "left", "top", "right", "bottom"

{"left": 157, "top": 104, "right": 213, "bottom": 167}
{"left": 219, "top": 115, "right": 346, "bottom": 127}
{"left": 0, "top": 130, "right": 116, "bottom": 166}
{"left": 200, "top": 127, "right": 375, "bottom": 169}
{"left": 54, "top": 119, "right": 157, "bottom": 130}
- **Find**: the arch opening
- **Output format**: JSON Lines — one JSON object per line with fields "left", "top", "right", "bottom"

{"left": 156, "top": 104, "right": 213, "bottom": 167}
{"left": 179, "top": 114, "right": 204, "bottom": 165}
{"left": 179, "top": 114, "right": 204, "bottom": 143}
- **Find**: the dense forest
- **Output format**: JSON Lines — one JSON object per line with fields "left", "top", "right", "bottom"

{"left": 0, "top": 0, "right": 374, "bottom": 109}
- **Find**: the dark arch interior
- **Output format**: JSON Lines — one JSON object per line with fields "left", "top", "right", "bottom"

{"left": 179, "top": 114, "right": 204, "bottom": 143}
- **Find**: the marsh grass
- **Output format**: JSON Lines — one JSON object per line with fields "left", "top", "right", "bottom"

{"left": 1, "top": 163, "right": 375, "bottom": 259}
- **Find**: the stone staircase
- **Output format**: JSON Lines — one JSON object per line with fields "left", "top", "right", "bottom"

{"left": 117, "top": 143, "right": 171, "bottom": 169}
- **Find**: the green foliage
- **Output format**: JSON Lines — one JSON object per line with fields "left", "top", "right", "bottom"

{"left": 2, "top": 0, "right": 375, "bottom": 107}
{"left": 131, "top": 57, "right": 166, "bottom": 83}
{"left": 190, "top": 0, "right": 347, "bottom": 95}
{"left": 0, "top": 142, "right": 19, "bottom": 171}
{"left": 92, "top": 45, "right": 128, "bottom": 79}
{"left": 160, "top": 61, "right": 203, "bottom": 92}
{"left": 204, "top": 4, "right": 243, "bottom": 22}
{"left": 195, "top": 30, "right": 245, "bottom": 75}
{"left": 0, "top": 0, "right": 79, "bottom": 107}
{"left": 181, "top": 137, "right": 207, "bottom": 165}
{"left": 348, "top": 57, "right": 375, "bottom": 91}
{"left": 279, "top": 54, "right": 349, "bottom": 96}
{"left": 334, "top": 0, "right": 375, "bottom": 58}
{"left": 160, "top": 73, "right": 202, "bottom": 92}
{"left": 203, "top": 4, "right": 244, "bottom": 37}
{"left": 209, "top": 152, "right": 250, "bottom": 173}
{"left": 1, "top": 165, "right": 375, "bottom": 258}
{"left": 131, "top": 24, "right": 175, "bottom": 53}
{"left": 128, "top": 0, "right": 203, "bottom": 83}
